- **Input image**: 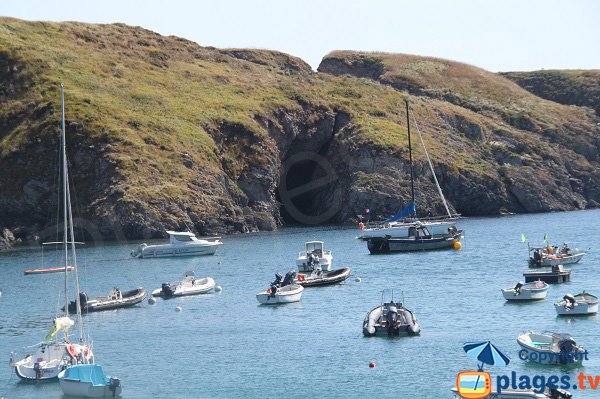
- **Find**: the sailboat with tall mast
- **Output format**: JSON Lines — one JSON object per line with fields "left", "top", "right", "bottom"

{"left": 357, "top": 98, "right": 463, "bottom": 253}
{"left": 12, "top": 83, "right": 94, "bottom": 380}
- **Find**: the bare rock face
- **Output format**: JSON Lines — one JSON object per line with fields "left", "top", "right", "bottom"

{"left": 0, "top": 227, "right": 20, "bottom": 250}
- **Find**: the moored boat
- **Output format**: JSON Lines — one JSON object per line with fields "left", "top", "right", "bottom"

{"left": 501, "top": 281, "right": 548, "bottom": 301}
{"left": 13, "top": 84, "right": 94, "bottom": 381}
{"left": 67, "top": 288, "right": 147, "bottom": 313}
{"left": 296, "top": 267, "right": 352, "bottom": 287}
{"left": 59, "top": 364, "right": 122, "bottom": 398}
{"left": 529, "top": 243, "right": 585, "bottom": 267}
{"left": 24, "top": 266, "right": 75, "bottom": 275}
{"left": 451, "top": 386, "right": 572, "bottom": 398}
{"left": 152, "top": 272, "right": 215, "bottom": 298}
{"left": 256, "top": 272, "right": 303, "bottom": 304}
{"left": 523, "top": 265, "right": 570, "bottom": 284}
{"left": 517, "top": 331, "right": 586, "bottom": 365}
{"left": 554, "top": 292, "right": 599, "bottom": 316}
{"left": 297, "top": 241, "right": 333, "bottom": 272}
{"left": 357, "top": 99, "right": 462, "bottom": 254}
{"left": 363, "top": 290, "right": 420, "bottom": 336}
{"left": 131, "top": 231, "right": 222, "bottom": 258}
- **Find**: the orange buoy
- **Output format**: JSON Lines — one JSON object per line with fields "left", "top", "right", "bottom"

{"left": 453, "top": 241, "right": 462, "bottom": 250}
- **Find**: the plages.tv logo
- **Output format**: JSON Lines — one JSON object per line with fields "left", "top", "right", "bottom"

{"left": 456, "top": 371, "right": 491, "bottom": 399}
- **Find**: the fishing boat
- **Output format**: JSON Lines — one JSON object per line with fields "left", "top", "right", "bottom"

{"left": 256, "top": 284, "right": 304, "bottom": 305}
{"left": 523, "top": 265, "right": 570, "bottom": 284}
{"left": 296, "top": 267, "right": 352, "bottom": 287}
{"left": 67, "top": 288, "right": 147, "bottom": 313}
{"left": 357, "top": 99, "right": 462, "bottom": 253}
{"left": 12, "top": 84, "right": 94, "bottom": 381}
{"left": 517, "top": 331, "right": 586, "bottom": 365}
{"left": 297, "top": 241, "right": 333, "bottom": 272}
{"left": 151, "top": 272, "right": 215, "bottom": 298}
{"left": 528, "top": 243, "right": 585, "bottom": 267}
{"left": 554, "top": 292, "right": 599, "bottom": 316}
{"left": 451, "top": 387, "right": 572, "bottom": 398}
{"left": 130, "top": 231, "right": 222, "bottom": 258}
{"left": 501, "top": 281, "right": 548, "bottom": 301}
{"left": 363, "top": 290, "right": 420, "bottom": 336}
{"left": 24, "top": 266, "right": 75, "bottom": 275}
{"left": 58, "top": 364, "right": 122, "bottom": 398}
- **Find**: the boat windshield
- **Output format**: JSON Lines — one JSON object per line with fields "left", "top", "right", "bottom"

{"left": 172, "top": 235, "right": 193, "bottom": 242}
{"left": 305, "top": 242, "right": 323, "bottom": 254}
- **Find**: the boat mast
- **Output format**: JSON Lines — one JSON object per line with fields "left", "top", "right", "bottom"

{"left": 61, "top": 84, "right": 85, "bottom": 343}
{"left": 405, "top": 98, "right": 416, "bottom": 215}
{"left": 60, "top": 84, "right": 70, "bottom": 330}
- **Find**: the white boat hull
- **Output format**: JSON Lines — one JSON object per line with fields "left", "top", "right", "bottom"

{"left": 501, "top": 282, "right": 548, "bottom": 301}
{"left": 14, "top": 342, "right": 94, "bottom": 381}
{"left": 517, "top": 332, "right": 585, "bottom": 365}
{"left": 555, "top": 301, "right": 599, "bottom": 315}
{"left": 358, "top": 220, "right": 458, "bottom": 240}
{"left": 139, "top": 242, "right": 221, "bottom": 258}
{"left": 152, "top": 276, "right": 215, "bottom": 297}
{"left": 256, "top": 284, "right": 303, "bottom": 304}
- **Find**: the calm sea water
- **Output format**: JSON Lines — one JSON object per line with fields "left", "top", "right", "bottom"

{"left": 0, "top": 209, "right": 599, "bottom": 399}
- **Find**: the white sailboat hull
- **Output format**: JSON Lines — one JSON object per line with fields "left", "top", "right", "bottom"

{"left": 14, "top": 342, "right": 93, "bottom": 381}
{"left": 138, "top": 241, "right": 221, "bottom": 257}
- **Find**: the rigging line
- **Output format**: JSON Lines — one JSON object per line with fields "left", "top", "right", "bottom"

{"left": 408, "top": 106, "right": 452, "bottom": 218}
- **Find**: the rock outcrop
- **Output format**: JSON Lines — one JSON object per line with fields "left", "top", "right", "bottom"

{"left": 0, "top": 20, "right": 598, "bottom": 246}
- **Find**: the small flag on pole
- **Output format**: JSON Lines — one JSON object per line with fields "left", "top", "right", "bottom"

{"left": 543, "top": 234, "right": 548, "bottom": 243}
{"left": 521, "top": 233, "right": 526, "bottom": 243}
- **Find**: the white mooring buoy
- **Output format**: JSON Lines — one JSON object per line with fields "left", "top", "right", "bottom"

{"left": 148, "top": 297, "right": 156, "bottom": 305}
{"left": 215, "top": 286, "right": 223, "bottom": 293}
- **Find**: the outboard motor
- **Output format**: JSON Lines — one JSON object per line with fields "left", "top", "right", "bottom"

{"left": 161, "top": 283, "right": 175, "bottom": 298}
{"left": 33, "top": 362, "right": 41, "bottom": 380}
{"left": 282, "top": 271, "right": 296, "bottom": 286}
{"left": 271, "top": 273, "right": 283, "bottom": 288}
{"left": 514, "top": 282, "right": 523, "bottom": 294}
{"left": 558, "top": 337, "right": 577, "bottom": 364}
{"left": 79, "top": 292, "right": 88, "bottom": 310}
{"left": 564, "top": 294, "right": 576, "bottom": 308}
{"left": 548, "top": 387, "right": 573, "bottom": 399}
{"left": 386, "top": 303, "right": 399, "bottom": 335}
{"left": 109, "top": 377, "right": 121, "bottom": 397}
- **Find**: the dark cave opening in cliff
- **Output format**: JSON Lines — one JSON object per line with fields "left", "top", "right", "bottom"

{"left": 276, "top": 156, "right": 334, "bottom": 225}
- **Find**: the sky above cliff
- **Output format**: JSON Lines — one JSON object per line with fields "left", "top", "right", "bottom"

{"left": 2, "top": 0, "right": 599, "bottom": 72}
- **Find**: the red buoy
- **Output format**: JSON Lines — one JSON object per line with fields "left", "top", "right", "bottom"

{"left": 369, "top": 361, "right": 376, "bottom": 368}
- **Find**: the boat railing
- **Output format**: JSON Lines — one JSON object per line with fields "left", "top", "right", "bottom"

{"left": 362, "top": 215, "right": 460, "bottom": 230}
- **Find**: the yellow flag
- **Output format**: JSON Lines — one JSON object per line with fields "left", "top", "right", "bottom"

{"left": 521, "top": 233, "right": 526, "bottom": 243}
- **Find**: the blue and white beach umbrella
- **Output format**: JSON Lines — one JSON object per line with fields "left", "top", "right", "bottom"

{"left": 463, "top": 341, "right": 510, "bottom": 370}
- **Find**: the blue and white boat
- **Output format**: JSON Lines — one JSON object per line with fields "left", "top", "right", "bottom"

{"left": 58, "top": 364, "right": 122, "bottom": 398}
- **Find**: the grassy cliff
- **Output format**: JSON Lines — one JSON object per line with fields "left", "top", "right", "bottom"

{"left": 0, "top": 19, "right": 598, "bottom": 241}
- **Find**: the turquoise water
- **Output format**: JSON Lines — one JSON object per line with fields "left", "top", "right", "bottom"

{"left": 1, "top": 209, "right": 599, "bottom": 398}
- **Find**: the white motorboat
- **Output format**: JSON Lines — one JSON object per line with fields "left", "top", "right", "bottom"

{"left": 256, "top": 284, "right": 304, "bottom": 305}
{"left": 297, "top": 241, "right": 333, "bottom": 272}
{"left": 131, "top": 231, "right": 222, "bottom": 258}
{"left": 554, "top": 292, "right": 599, "bottom": 315}
{"left": 13, "top": 84, "right": 94, "bottom": 381}
{"left": 152, "top": 272, "right": 215, "bottom": 298}
{"left": 529, "top": 243, "right": 585, "bottom": 267}
{"left": 501, "top": 281, "right": 548, "bottom": 301}
{"left": 59, "top": 364, "right": 122, "bottom": 398}
{"left": 363, "top": 290, "right": 420, "bottom": 336}
{"left": 517, "top": 331, "right": 586, "bottom": 365}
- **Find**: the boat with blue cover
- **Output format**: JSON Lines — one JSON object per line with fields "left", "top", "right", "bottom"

{"left": 357, "top": 98, "right": 462, "bottom": 254}
{"left": 58, "top": 364, "right": 122, "bottom": 398}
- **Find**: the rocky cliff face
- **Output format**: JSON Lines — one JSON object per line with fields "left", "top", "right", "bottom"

{"left": 0, "top": 20, "right": 598, "bottom": 245}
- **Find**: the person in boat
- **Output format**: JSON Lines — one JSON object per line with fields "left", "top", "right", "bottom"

{"left": 282, "top": 270, "right": 296, "bottom": 286}
{"left": 307, "top": 253, "right": 319, "bottom": 270}
{"left": 532, "top": 249, "right": 542, "bottom": 264}
{"left": 560, "top": 243, "right": 570, "bottom": 255}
